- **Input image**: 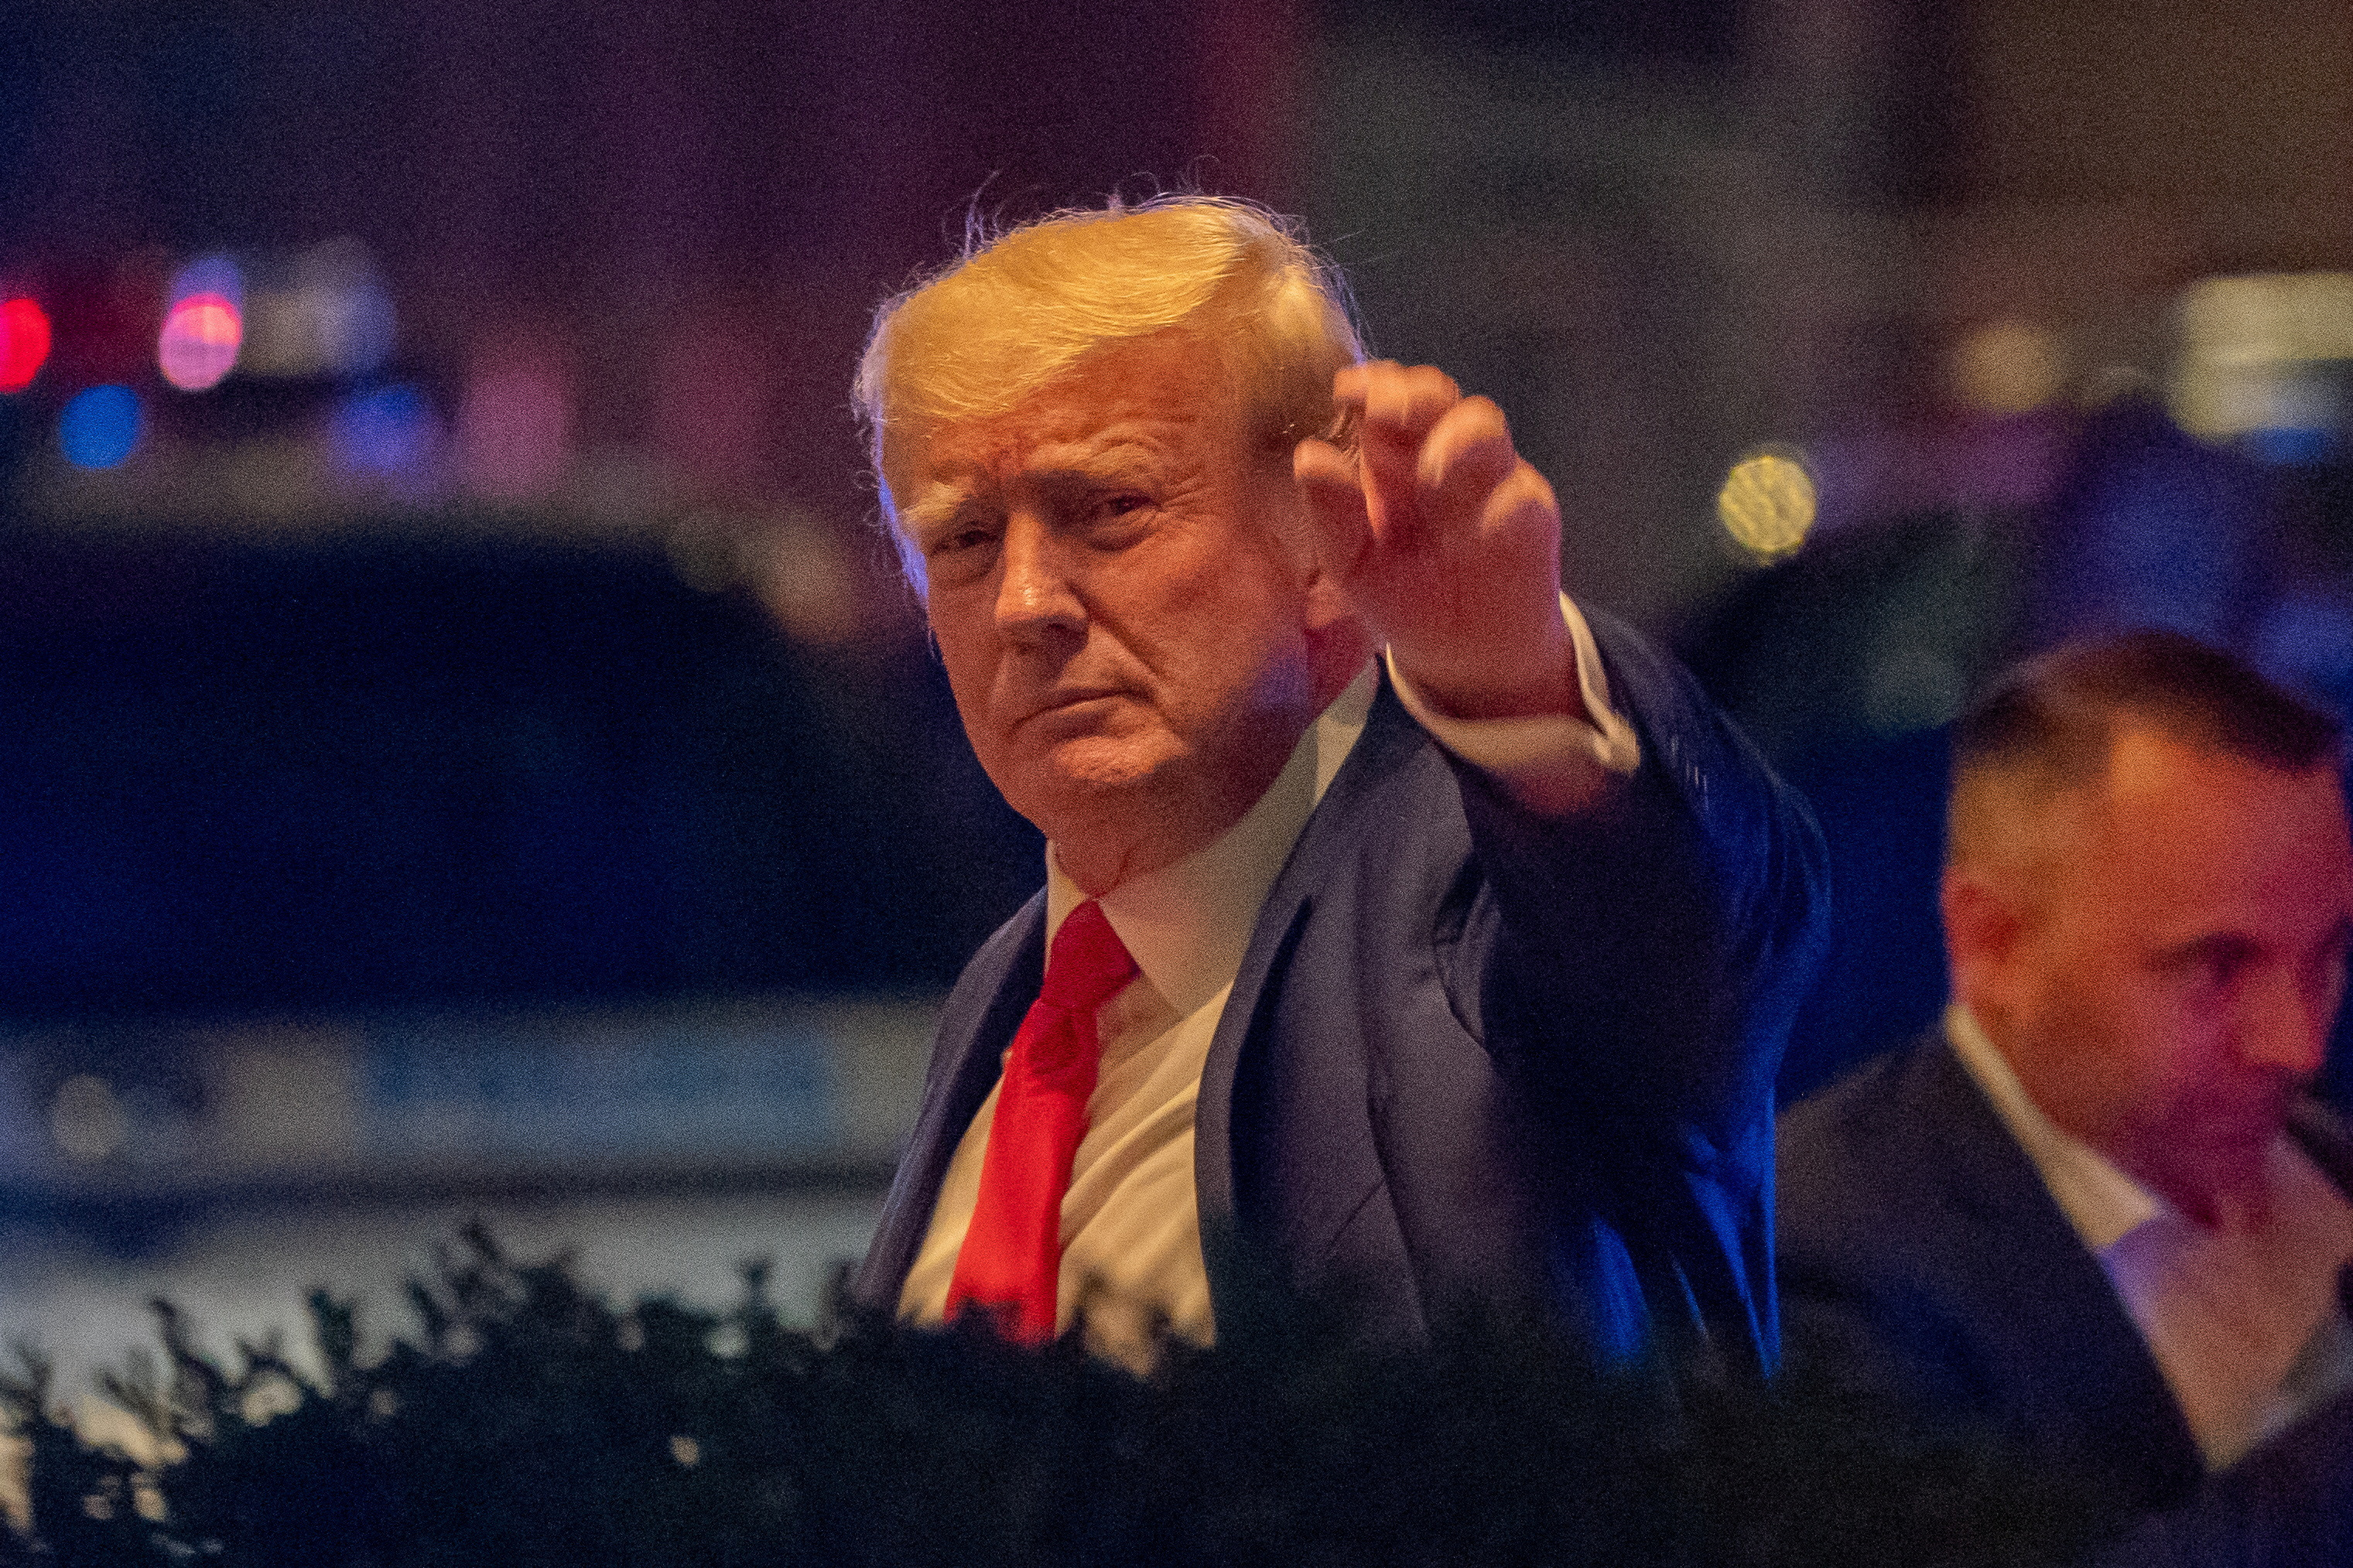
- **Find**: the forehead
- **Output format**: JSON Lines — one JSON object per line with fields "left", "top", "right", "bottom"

{"left": 896, "top": 334, "right": 1239, "bottom": 504}
{"left": 2060, "top": 727, "right": 2353, "bottom": 930}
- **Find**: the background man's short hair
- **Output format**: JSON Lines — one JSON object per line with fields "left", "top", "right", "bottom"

{"left": 1957, "top": 630, "right": 2340, "bottom": 780}
{"left": 853, "top": 195, "right": 1366, "bottom": 583}
{"left": 1946, "top": 629, "right": 2341, "bottom": 869}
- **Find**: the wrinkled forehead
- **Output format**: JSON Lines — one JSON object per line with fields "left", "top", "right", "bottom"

{"left": 882, "top": 331, "right": 1249, "bottom": 518}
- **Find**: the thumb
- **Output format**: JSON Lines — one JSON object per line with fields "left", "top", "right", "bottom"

{"left": 1293, "top": 439, "right": 1373, "bottom": 579}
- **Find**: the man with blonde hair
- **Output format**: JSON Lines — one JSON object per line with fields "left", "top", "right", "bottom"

{"left": 849, "top": 196, "right": 1828, "bottom": 1368}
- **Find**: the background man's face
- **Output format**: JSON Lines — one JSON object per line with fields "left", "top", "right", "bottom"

{"left": 1997, "top": 726, "right": 2353, "bottom": 1224}
{"left": 895, "top": 333, "right": 1327, "bottom": 891}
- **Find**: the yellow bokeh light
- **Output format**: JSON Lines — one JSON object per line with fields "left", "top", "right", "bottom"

{"left": 2178, "top": 272, "right": 2353, "bottom": 365}
{"left": 2172, "top": 272, "right": 2353, "bottom": 441}
{"left": 1717, "top": 452, "right": 1816, "bottom": 562}
{"left": 1951, "top": 319, "right": 2064, "bottom": 415}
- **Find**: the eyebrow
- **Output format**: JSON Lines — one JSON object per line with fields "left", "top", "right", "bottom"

{"left": 2153, "top": 931, "right": 2259, "bottom": 966}
{"left": 2148, "top": 915, "right": 2353, "bottom": 971}
{"left": 900, "top": 436, "right": 1174, "bottom": 536}
{"left": 1014, "top": 433, "right": 1172, "bottom": 482}
{"left": 895, "top": 491, "right": 969, "bottom": 540}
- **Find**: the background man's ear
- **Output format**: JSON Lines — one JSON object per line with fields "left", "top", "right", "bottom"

{"left": 1941, "top": 866, "right": 2027, "bottom": 1011}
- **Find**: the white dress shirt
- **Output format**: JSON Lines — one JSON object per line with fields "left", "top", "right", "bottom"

{"left": 1948, "top": 1004, "right": 2353, "bottom": 1467}
{"left": 901, "top": 598, "right": 1640, "bottom": 1365}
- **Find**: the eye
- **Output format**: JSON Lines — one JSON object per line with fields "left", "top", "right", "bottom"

{"left": 930, "top": 519, "right": 1000, "bottom": 557}
{"left": 2302, "top": 924, "right": 2353, "bottom": 999}
{"left": 2172, "top": 936, "right": 2256, "bottom": 994}
{"left": 918, "top": 515, "right": 1003, "bottom": 586}
{"left": 1082, "top": 490, "right": 1153, "bottom": 528}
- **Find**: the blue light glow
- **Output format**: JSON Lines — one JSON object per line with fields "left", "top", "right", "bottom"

{"left": 59, "top": 384, "right": 144, "bottom": 470}
{"left": 329, "top": 383, "right": 436, "bottom": 479}
{"left": 2245, "top": 426, "right": 2336, "bottom": 466}
{"left": 170, "top": 252, "right": 245, "bottom": 309}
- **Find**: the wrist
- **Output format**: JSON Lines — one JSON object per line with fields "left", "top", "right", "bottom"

{"left": 1389, "top": 620, "right": 1585, "bottom": 724}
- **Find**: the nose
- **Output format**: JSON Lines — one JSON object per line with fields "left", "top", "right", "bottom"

{"left": 993, "top": 511, "right": 1086, "bottom": 647}
{"left": 2237, "top": 968, "right": 2331, "bottom": 1079}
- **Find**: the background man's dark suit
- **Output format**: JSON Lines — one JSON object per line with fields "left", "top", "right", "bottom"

{"left": 1784, "top": 1025, "right": 2353, "bottom": 1546}
{"left": 857, "top": 615, "right": 1829, "bottom": 1369}
{"left": 1777, "top": 1026, "right": 2208, "bottom": 1513}
{"left": 2098, "top": 1392, "right": 2353, "bottom": 1567}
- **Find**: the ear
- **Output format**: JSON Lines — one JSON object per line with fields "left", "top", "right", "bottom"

{"left": 1257, "top": 448, "right": 1368, "bottom": 648}
{"left": 1299, "top": 551, "right": 1359, "bottom": 636}
{"left": 1941, "top": 864, "right": 2027, "bottom": 1017}
{"left": 1298, "top": 562, "right": 1373, "bottom": 710}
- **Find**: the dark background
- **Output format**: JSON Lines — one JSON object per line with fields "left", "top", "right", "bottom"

{"left": 2, "top": 0, "right": 2350, "bottom": 1093}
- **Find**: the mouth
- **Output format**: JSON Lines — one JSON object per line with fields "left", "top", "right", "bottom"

{"left": 1015, "top": 688, "right": 1128, "bottom": 729}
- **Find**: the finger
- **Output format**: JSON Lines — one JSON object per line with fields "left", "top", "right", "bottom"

{"left": 1480, "top": 462, "right": 1565, "bottom": 586}
{"left": 1414, "top": 397, "right": 1517, "bottom": 525}
{"left": 1353, "top": 365, "right": 1460, "bottom": 538}
{"left": 1336, "top": 362, "right": 1462, "bottom": 446}
{"left": 1361, "top": 364, "right": 1462, "bottom": 446}
{"left": 1329, "top": 360, "right": 1373, "bottom": 412}
{"left": 1292, "top": 438, "right": 1374, "bottom": 578}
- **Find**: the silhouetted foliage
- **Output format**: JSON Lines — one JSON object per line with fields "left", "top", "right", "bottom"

{"left": 1, "top": 1223, "right": 2113, "bottom": 1566}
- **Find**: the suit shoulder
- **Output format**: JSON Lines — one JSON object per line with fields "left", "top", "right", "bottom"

{"left": 1292, "top": 686, "right": 1471, "bottom": 886}
{"left": 1777, "top": 1033, "right": 1955, "bottom": 1242}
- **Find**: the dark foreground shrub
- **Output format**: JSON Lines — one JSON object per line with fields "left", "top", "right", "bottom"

{"left": 1, "top": 1224, "right": 2107, "bottom": 1568}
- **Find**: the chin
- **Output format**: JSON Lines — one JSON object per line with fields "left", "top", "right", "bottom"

{"left": 1041, "top": 733, "right": 1182, "bottom": 791}
{"left": 2164, "top": 1150, "right": 2277, "bottom": 1228}
{"left": 997, "top": 740, "right": 1179, "bottom": 823}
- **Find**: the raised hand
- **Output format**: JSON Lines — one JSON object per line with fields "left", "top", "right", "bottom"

{"left": 1292, "top": 361, "right": 1582, "bottom": 724}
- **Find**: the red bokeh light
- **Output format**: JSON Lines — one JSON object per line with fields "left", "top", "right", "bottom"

{"left": 1, "top": 298, "right": 53, "bottom": 393}
{"left": 158, "top": 292, "right": 243, "bottom": 391}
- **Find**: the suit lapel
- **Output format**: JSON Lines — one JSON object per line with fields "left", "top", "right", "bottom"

{"left": 1910, "top": 1030, "right": 2204, "bottom": 1495}
{"left": 851, "top": 890, "right": 1046, "bottom": 1310}
{"left": 1194, "top": 678, "right": 1428, "bottom": 1245}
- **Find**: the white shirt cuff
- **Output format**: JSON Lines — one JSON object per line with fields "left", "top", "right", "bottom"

{"left": 1383, "top": 594, "right": 1641, "bottom": 814}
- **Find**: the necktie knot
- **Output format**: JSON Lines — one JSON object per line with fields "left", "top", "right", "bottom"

{"left": 1038, "top": 900, "right": 1137, "bottom": 1013}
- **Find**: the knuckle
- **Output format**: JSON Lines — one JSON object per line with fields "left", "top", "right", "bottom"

{"left": 1493, "top": 465, "right": 1557, "bottom": 518}
{"left": 1434, "top": 418, "right": 1514, "bottom": 476}
{"left": 1421, "top": 420, "right": 1515, "bottom": 494}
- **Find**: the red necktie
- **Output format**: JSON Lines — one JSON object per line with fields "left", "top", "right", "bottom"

{"left": 946, "top": 899, "right": 1137, "bottom": 1344}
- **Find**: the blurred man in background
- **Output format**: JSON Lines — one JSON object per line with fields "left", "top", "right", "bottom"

{"left": 1779, "top": 630, "right": 2353, "bottom": 1524}
{"left": 846, "top": 196, "right": 1828, "bottom": 1369}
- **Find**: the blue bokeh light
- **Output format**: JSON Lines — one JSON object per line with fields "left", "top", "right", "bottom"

{"left": 59, "top": 384, "right": 145, "bottom": 470}
{"left": 170, "top": 251, "right": 245, "bottom": 309}
{"left": 2245, "top": 425, "right": 2336, "bottom": 466}
{"left": 328, "top": 383, "right": 437, "bottom": 479}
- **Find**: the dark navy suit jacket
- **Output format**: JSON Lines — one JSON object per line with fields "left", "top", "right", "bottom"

{"left": 1780, "top": 1024, "right": 2353, "bottom": 1539}
{"left": 1778, "top": 1027, "right": 2207, "bottom": 1512}
{"left": 855, "top": 615, "right": 1829, "bottom": 1370}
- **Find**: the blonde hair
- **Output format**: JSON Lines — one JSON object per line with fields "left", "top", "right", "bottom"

{"left": 853, "top": 196, "right": 1365, "bottom": 580}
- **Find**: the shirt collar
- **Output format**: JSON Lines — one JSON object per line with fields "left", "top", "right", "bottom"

{"left": 1045, "top": 661, "right": 1378, "bottom": 1020}
{"left": 1946, "top": 1003, "right": 2163, "bottom": 1252}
